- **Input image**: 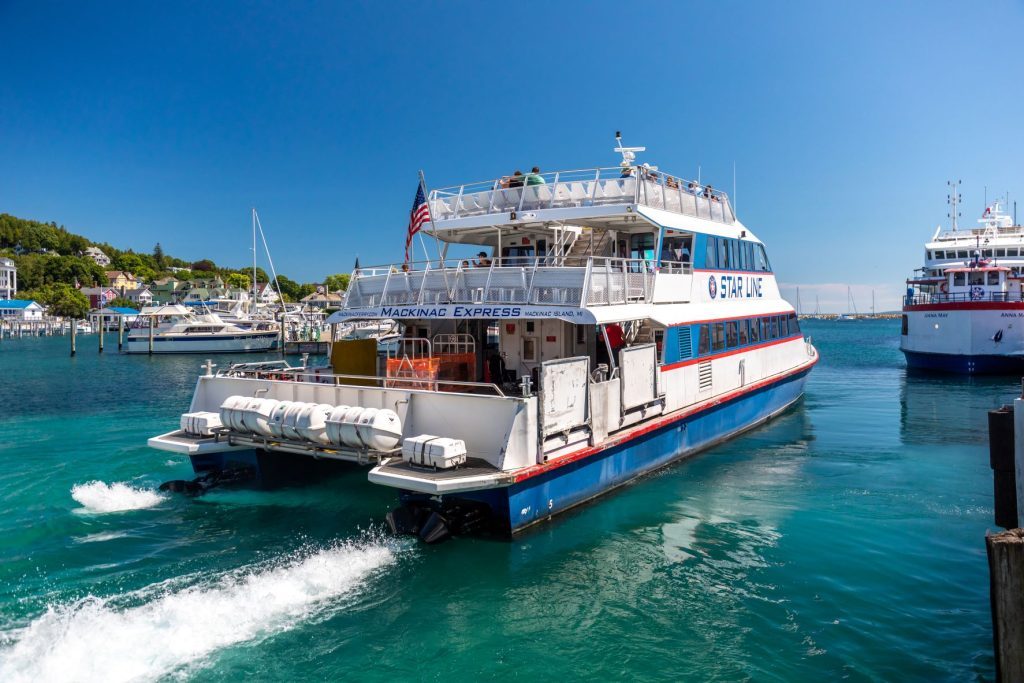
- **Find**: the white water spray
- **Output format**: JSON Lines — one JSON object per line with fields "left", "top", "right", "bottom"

{"left": 70, "top": 481, "right": 166, "bottom": 514}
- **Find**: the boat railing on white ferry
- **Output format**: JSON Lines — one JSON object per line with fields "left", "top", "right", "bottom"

{"left": 345, "top": 256, "right": 683, "bottom": 309}
{"left": 905, "top": 291, "right": 1024, "bottom": 305}
{"left": 428, "top": 167, "right": 734, "bottom": 225}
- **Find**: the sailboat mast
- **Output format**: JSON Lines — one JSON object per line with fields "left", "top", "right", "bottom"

{"left": 251, "top": 208, "right": 258, "bottom": 314}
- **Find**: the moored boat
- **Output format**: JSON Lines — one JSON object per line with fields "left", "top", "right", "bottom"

{"left": 126, "top": 304, "right": 278, "bottom": 354}
{"left": 902, "top": 189, "right": 1024, "bottom": 373}
{"left": 149, "top": 136, "right": 818, "bottom": 540}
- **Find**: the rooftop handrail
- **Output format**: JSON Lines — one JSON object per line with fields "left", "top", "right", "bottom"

{"left": 223, "top": 366, "right": 506, "bottom": 396}
{"left": 905, "top": 291, "right": 1024, "bottom": 305}
{"left": 426, "top": 165, "right": 735, "bottom": 224}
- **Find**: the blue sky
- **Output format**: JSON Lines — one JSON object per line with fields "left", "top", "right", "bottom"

{"left": 2, "top": 1, "right": 1022, "bottom": 311}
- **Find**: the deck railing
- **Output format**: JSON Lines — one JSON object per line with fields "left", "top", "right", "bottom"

{"left": 344, "top": 256, "right": 688, "bottom": 309}
{"left": 905, "top": 291, "right": 1024, "bottom": 305}
{"left": 428, "top": 167, "right": 735, "bottom": 225}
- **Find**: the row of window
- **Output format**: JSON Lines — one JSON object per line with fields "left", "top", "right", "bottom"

{"left": 704, "top": 236, "right": 772, "bottom": 272}
{"left": 696, "top": 313, "right": 800, "bottom": 356}
{"left": 931, "top": 248, "right": 1024, "bottom": 259}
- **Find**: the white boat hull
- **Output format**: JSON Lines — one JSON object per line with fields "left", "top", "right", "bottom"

{"left": 125, "top": 332, "right": 279, "bottom": 354}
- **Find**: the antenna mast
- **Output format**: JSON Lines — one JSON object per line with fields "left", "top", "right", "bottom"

{"left": 947, "top": 180, "right": 961, "bottom": 231}
{"left": 613, "top": 131, "right": 645, "bottom": 169}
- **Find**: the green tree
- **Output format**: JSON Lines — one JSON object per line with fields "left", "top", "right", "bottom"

{"left": 153, "top": 242, "right": 165, "bottom": 270}
{"left": 225, "top": 273, "right": 251, "bottom": 290}
{"left": 26, "top": 283, "right": 89, "bottom": 318}
{"left": 191, "top": 259, "right": 216, "bottom": 272}
{"left": 323, "top": 273, "right": 350, "bottom": 293}
{"left": 106, "top": 296, "right": 137, "bottom": 309}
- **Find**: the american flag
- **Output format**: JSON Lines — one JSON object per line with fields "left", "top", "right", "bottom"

{"left": 405, "top": 183, "right": 430, "bottom": 262}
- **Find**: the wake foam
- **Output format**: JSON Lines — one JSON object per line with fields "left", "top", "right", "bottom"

{"left": 0, "top": 539, "right": 396, "bottom": 682}
{"left": 70, "top": 481, "right": 165, "bottom": 513}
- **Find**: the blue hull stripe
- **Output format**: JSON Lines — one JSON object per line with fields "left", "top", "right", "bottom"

{"left": 902, "top": 350, "right": 1024, "bottom": 374}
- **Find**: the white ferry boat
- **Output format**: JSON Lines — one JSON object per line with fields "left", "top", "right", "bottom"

{"left": 126, "top": 304, "right": 279, "bottom": 354}
{"left": 149, "top": 138, "right": 818, "bottom": 540}
{"left": 902, "top": 191, "right": 1024, "bottom": 373}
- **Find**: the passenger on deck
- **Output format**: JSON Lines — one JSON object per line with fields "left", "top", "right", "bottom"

{"left": 461, "top": 260, "right": 471, "bottom": 269}
{"left": 687, "top": 181, "right": 700, "bottom": 194}
{"left": 526, "top": 167, "right": 545, "bottom": 186}
{"left": 665, "top": 176, "right": 679, "bottom": 189}
{"left": 703, "top": 184, "right": 714, "bottom": 198}
{"left": 620, "top": 166, "right": 633, "bottom": 178}
{"left": 508, "top": 170, "right": 525, "bottom": 188}
{"left": 475, "top": 251, "right": 492, "bottom": 267}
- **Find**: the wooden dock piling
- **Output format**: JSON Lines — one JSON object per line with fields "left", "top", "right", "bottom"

{"left": 990, "top": 405, "right": 1018, "bottom": 529}
{"left": 118, "top": 316, "right": 124, "bottom": 350}
{"left": 148, "top": 315, "right": 154, "bottom": 355}
{"left": 70, "top": 320, "right": 77, "bottom": 356}
{"left": 98, "top": 322, "right": 104, "bottom": 353}
{"left": 987, "top": 529, "right": 1024, "bottom": 682}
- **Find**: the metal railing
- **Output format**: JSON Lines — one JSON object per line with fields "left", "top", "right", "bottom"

{"left": 905, "top": 291, "right": 1024, "bottom": 305}
{"left": 220, "top": 364, "right": 506, "bottom": 396}
{"left": 428, "top": 166, "right": 735, "bottom": 225}
{"left": 344, "top": 255, "right": 688, "bottom": 309}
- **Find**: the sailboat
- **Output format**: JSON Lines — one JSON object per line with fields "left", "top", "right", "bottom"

{"left": 837, "top": 286, "right": 859, "bottom": 321}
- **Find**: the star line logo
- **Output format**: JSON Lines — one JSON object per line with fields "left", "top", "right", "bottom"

{"left": 708, "top": 276, "right": 717, "bottom": 299}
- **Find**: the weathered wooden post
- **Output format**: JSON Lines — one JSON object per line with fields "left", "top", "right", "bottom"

{"left": 98, "top": 315, "right": 105, "bottom": 353}
{"left": 987, "top": 529, "right": 1024, "bottom": 682}
{"left": 990, "top": 405, "right": 1018, "bottom": 529}
{"left": 70, "top": 319, "right": 77, "bottom": 356}
{"left": 117, "top": 315, "right": 124, "bottom": 350}
{"left": 148, "top": 314, "right": 155, "bottom": 355}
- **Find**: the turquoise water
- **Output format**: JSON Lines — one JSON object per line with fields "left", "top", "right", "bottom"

{"left": 0, "top": 321, "right": 1008, "bottom": 681}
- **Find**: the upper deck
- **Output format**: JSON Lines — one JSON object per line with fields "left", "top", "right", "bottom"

{"left": 428, "top": 166, "right": 736, "bottom": 230}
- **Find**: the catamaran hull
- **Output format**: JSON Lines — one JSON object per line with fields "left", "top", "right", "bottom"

{"left": 398, "top": 366, "right": 811, "bottom": 536}
{"left": 125, "top": 332, "right": 279, "bottom": 354}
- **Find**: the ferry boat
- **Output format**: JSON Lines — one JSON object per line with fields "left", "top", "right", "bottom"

{"left": 148, "top": 137, "right": 818, "bottom": 540}
{"left": 902, "top": 190, "right": 1024, "bottom": 373}
{"left": 126, "top": 304, "right": 279, "bottom": 354}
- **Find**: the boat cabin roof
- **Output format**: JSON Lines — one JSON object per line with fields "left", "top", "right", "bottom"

{"left": 943, "top": 266, "right": 1011, "bottom": 273}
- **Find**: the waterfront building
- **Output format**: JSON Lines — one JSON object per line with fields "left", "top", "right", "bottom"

{"left": 79, "top": 286, "right": 118, "bottom": 309}
{"left": 0, "top": 299, "right": 44, "bottom": 322}
{"left": 123, "top": 286, "right": 154, "bottom": 306}
{"left": 0, "top": 257, "right": 16, "bottom": 299}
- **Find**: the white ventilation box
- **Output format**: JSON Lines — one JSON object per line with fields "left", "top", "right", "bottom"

{"left": 180, "top": 411, "right": 223, "bottom": 437}
{"left": 401, "top": 434, "right": 467, "bottom": 469}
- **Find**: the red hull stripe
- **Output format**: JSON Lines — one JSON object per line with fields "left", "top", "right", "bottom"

{"left": 904, "top": 302, "right": 1024, "bottom": 312}
{"left": 511, "top": 355, "right": 819, "bottom": 484}
{"left": 660, "top": 334, "right": 804, "bottom": 371}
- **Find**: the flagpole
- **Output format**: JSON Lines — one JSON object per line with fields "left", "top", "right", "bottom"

{"left": 419, "top": 170, "right": 447, "bottom": 266}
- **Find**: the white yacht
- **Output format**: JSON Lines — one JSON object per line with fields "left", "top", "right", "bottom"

{"left": 126, "top": 304, "right": 278, "bottom": 354}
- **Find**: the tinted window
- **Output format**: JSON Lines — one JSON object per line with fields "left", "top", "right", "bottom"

{"left": 779, "top": 315, "right": 789, "bottom": 337}
{"left": 789, "top": 313, "right": 800, "bottom": 334}
{"left": 739, "top": 318, "right": 749, "bottom": 344}
{"left": 726, "top": 321, "right": 739, "bottom": 347}
{"left": 711, "top": 323, "right": 726, "bottom": 351}
{"left": 748, "top": 318, "right": 760, "bottom": 343}
{"left": 704, "top": 237, "right": 717, "bottom": 269}
{"left": 719, "top": 239, "right": 729, "bottom": 270}
{"left": 698, "top": 324, "right": 710, "bottom": 354}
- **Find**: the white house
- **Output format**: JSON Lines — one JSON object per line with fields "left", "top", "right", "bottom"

{"left": 0, "top": 258, "right": 16, "bottom": 299}
{"left": 124, "top": 286, "right": 154, "bottom": 306}
{"left": 0, "top": 299, "right": 44, "bottom": 322}
{"left": 84, "top": 247, "right": 111, "bottom": 266}
{"left": 256, "top": 282, "right": 280, "bottom": 303}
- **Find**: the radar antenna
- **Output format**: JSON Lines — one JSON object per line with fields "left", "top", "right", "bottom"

{"left": 947, "top": 179, "right": 961, "bottom": 231}
{"left": 613, "top": 131, "right": 647, "bottom": 169}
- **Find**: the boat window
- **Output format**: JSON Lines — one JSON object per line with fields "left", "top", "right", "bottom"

{"left": 726, "top": 321, "right": 739, "bottom": 348}
{"left": 983, "top": 249, "right": 994, "bottom": 258}
{"left": 953, "top": 272, "right": 966, "bottom": 286}
{"left": 1011, "top": 249, "right": 1021, "bottom": 256}
{"left": 988, "top": 271, "right": 1000, "bottom": 285}
{"left": 704, "top": 237, "right": 718, "bottom": 269}
{"left": 660, "top": 235, "right": 692, "bottom": 269}
{"left": 748, "top": 318, "right": 760, "bottom": 343}
{"left": 711, "top": 323, "right": 725, "bottom": 351}
{"left": 756, "top": 244, "right": 772, "bottom": 272}
{"left": 738, "top": 318, "right": 749, "bottom": 344}
{"left": 718, "top": 239, "right": 729, "bottom": 270}
{"left": 698, "top": 325, "right": 710, "bottom": 354}
{"left": 788, "top": 313, "right": 800, "bottom": 334}
{"left": 768, "top": 317, "right": 779, "bottom": 339}
{"left": 779, "top": 315, "right": 789, "bottom": 337}
{"left": 630, "top": 233, "right": 655, "bottom": 261}
{"left": 997, "top": 249, "right": 1007, "bottom": 257}
{"left": 969, "top": 272, "right": 985, "bottom": 286}
{"left": 957, "top": 250, "right": 969, "bottom": 259}
{"left": 501, "top": 246, "right": 535, "bottom": 266}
